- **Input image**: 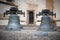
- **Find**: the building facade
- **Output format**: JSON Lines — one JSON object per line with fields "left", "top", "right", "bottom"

{"left": 0, "top": 0, "right": 60, "bottom": 27}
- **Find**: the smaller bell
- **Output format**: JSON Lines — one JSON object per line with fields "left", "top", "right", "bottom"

{"left": 38, "top": 15, "right": 54, "bottom": 31}
{"left": 37, "top": 9, "right": 56, "bottom": 32}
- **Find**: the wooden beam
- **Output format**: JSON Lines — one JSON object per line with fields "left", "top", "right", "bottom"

{"left": 46, "top": 0, "right": 54, "bottom": 11}
{"left": 0, "top": 1, "right": 18, "bottom": 6}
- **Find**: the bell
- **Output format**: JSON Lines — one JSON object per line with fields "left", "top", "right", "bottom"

{"left": 6, "top": 15, "right": 22, "bottom": 31}
{"left": 38, "top": 15, "right": 54, "bottom": 31}
{"left": 37, "top": 9, "right": 56, "bottom": 31}
{"left": 4, "top": 7, "right": 24, "bottom": 31}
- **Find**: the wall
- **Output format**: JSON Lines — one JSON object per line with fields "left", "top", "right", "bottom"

{"left": 54, "top": 0, "right": 60, "bottom": 26}
{"left": 0, "top": 4, "right": 12, "bottom": 14}
{"left": 0, "top": 0, "right": 46, "bottom": 25}
{"left": 46, "top": 0, "right": 54, "bottom": 11}
{"left": 0, "top": 0, "right": 60, "bottom": 26}
{"left": 0, "top": 3, "right": 12, "bottom": 25}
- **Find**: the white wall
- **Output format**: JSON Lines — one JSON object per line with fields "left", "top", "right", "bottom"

{"left": 54, "top": 0, "right": 60, "bottom": 20}
{"left": 14, "top": 0, "right": 46, "bottom": 25}
{"left": 54, "top": 0, "right": 60, "bottom": 26}
{"left": 36, "top": 0, "right": 46, "bottom": 25}
{"left": 0, "top": 4, "right": 12, "bottom": 14}
{"left": 0, "top": 4, "right": 12, "bottom": 25}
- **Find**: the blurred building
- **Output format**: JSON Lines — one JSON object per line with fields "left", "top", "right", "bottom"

{"left": 0, "top": 0, "right": 60, "bottom": 27}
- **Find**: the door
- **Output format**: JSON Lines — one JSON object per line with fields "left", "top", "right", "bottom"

{"left": 29, "top": 11, "right": 34, "bottom": 24}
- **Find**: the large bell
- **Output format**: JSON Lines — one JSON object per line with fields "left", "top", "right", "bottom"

{"left": 37, "top": 9, "right": 56, "bottom": 31}
{"left": 6, "top": 15, "right": 22, "bottom": 31}
{"left": 4, "top": 7, "right": 24, "bottom": 31}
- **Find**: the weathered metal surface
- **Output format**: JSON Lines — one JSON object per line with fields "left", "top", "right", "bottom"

{"left": 38, "top": 15, "right": 54, "bottom": 31}
{"left": 4, "top": 7, "right": 24, "bottom": 31}
{"left": 6, "top": 15, "right": 22, "bottom": 31}
{"left": 37, "top": 9, "right": 56, "bottom": 31}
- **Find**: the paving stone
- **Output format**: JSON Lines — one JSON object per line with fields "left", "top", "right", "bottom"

{"left": 0, "top": 30, "right": 59, "bottom": 40}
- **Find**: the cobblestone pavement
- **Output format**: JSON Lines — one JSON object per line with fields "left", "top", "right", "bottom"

{"left": 0, "top": 26, "right": 60, "bottom": 40}
{"left": 0, "top": 30, "right": 60, "bottom": 40}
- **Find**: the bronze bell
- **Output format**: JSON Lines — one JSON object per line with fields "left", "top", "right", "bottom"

{"left": 4, "top": 7, "right": 25, "bottom": 31}
{"left": 37, "top": 9, "right": 56, "bottom": 31}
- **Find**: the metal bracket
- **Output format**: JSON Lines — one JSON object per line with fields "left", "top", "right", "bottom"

{"left": 3, "top": 7, "right": 25, "bottom": 17}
